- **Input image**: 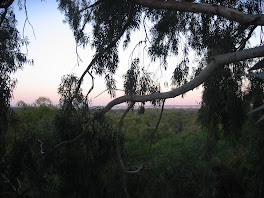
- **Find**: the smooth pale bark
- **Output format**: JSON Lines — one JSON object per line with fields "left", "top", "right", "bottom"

{"left": 101, "top": 45, "right": 264, "bottom": 114}
{"left": 133, "top": 0, "right": 264, "bottom": 25}
{"left": 53, "top": 45, "right": 264, "bottom": 156}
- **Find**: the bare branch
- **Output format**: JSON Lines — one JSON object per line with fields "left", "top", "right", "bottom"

{"left": 93, "top": 88, "right": 125, "bottom": 99}
{"left": 126, "top": 162, "right": 146, "bottom": 174}
{"left": 85, "top": 71, "right": 94, "bottom": 103}
{"left": 53, "top": 117, "right": 95, "bottom": 149}
{"left": 22, "top": 0, "right": 36, "bottom": 54}
{"left": 142, "top": 14, "right": 151, "bottom": 43}
{"left": 133, "top": 0, "right": 264, "bottom": 26}
{"left": 75, "top": 44, "right": 83, "bottom": 66}
{"left": 38, "top": 139, "right": 45, "bottom": 154}
{"left": 236, "top": 25, "right": 258, "bottom": 51}
{"left": 116, "top": 102, "right": 135, "bottom": 198}
{"left": 149, "top": 99, "right": 165, "bottom": 153}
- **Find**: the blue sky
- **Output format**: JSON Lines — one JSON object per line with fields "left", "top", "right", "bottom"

{"left": 11, "top": 0, "right": 203, "bottom": 106}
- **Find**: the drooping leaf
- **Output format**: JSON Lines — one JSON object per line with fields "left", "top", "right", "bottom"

{"left": 249, "top": 59, "right": 264, "bottom": 71}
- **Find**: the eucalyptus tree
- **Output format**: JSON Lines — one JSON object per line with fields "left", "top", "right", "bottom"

{"left": 55, "top": 0, "right": 264, "bottom": 196}
{"left": 57, "top": 0, "right": 264, "bottom": 131}
{"left": 0, "top": 0, "right": 31, "bottom": 136}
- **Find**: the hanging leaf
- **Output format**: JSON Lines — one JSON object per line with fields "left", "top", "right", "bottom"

{"left": 249, "top": 59, "right": 264, "bottom": 71}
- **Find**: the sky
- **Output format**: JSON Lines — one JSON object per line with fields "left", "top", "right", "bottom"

{"left": 10, "top": 0, "right": 203, "bottom": 106}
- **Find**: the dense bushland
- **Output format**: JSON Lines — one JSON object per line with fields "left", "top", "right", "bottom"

{"left": 1, "top": 99, "right": 263, "bottom": 197}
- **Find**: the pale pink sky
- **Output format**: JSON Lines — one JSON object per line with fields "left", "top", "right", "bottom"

{"left": 11, "top": 0, "right": 203, "bottom": 106}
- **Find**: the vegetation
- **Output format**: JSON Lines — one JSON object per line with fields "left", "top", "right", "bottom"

{"left": 0, "top": 100, "right": 263, "bottom": 197}
{"left": 1, "top": 0, "right": 264, "bottom": 197}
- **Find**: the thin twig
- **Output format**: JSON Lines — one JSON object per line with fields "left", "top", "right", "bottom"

{"left": 237, "top": 25, "right": 257, "bottom": 51}
{"left": 38, "top": 139, "right": 45, "bottom": 154}
{"left": 22, "top": 0, "right": 36, "bottom": 54}
{"left": 143, "top": 14, "right": 151, "bottom": 43}
{"left": 93, "top": 88, "right": 125, "bottom": 99}
{"left": 75, "top": 44, "right": 83, "bottom": 66}
{"left": 85, "top": 71, "right": 94, "bottom": 103}
{"left": 53, "top": 117, "right": 94, "bottom": 150}
{"left": 116, "top": 102, "right": 135, "bottom": 198}
{"left": 148, "top": 99, "right": 165, "bottom": 153}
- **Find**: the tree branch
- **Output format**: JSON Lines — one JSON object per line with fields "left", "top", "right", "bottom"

{"left": 38, "top": 139, "right": 45, "bottom": 154}
{"left": 116, "top": 102, "right": 135, "bottom": 198}
{"left": 85, "top": 71, "right": 94, "bottom": 103}
{"left": 132, "top": 0, "right": 264, "bottom": 26}
{"left": 100, "top": 45, "right": 264, "bottom": 114}
{"left": 236, "top": 25, "right": 257, "bottom": 51}
{"left": 79, "top": 0, "right": 102, "bottom": 13}
{"left": 149, "top": 99, "right": 165, "bottom": 153}
{"left": 93, "top": 88, "right": 125, "bottom": 99}
{"left": 53, "top": 45, "right": 264, "bottom": 150}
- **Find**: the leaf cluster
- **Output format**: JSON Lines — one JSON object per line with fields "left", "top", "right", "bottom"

{"left": 124, "top": 58, "right": 160, "bottom": 107}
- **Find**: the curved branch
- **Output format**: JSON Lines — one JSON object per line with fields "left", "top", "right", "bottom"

{"left": 117, "top": 102, "right": 135, "bottom": 198}
{"left": 101, "top": 45, "right": 264, "bottom": 114}
{"left": 53, "top": 117, "right": 95, "bottom": 149}
{"left": 85, "top": 71, "right": 94, "bottom": 103}
{"left": 54, "top": 45, "right": 264, "bottom": 150}
{"left": 237, "top": 25, "right": 257, "bottom": 51}
{"left": 64, "top": 3, "right": 135, "bottom": 113}
{"left": 133, "top": 0, "right": 264, "bottom": 26}
{"left": 149, "top": 99, "right": 165, "bottom": 153}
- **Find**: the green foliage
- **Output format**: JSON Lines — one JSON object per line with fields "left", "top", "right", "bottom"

{"left": 2, "top": 0, "right": 264, "bottom": 197}
{"left": 2, "top": 103, "right": 264, "bottom": 197}
{"left": 0, "top": 6, "right": 31, "bottom": 136}
{"left": 58, "top": 73, "right": 84, "bottom": 107}
{"left": 238, "top": 58, "right": 264, "bottom": 122}
{"left": 124, "top": 59, "right": 160, "bottom": 106}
